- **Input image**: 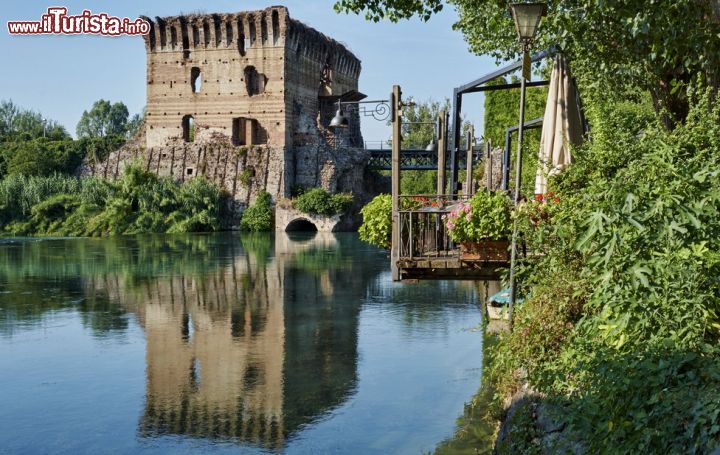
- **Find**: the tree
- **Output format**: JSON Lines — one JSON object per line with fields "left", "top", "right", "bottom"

{"left": 0, "top": 100, "right": 69, "bottom": 142}
{"left": 394, "top": 97, "right": 472, "bottom": 194}
{"left": 76, "top": 99, "right": 130, "bottom": 138}
{"left": 126, "top": 110, "right": 144, "bottom": 138}
{"left": 4, "top": 139, "right": 84, "bottom": 177}
{"left": 334, "top": 0, "right": 720, "bottom": 128}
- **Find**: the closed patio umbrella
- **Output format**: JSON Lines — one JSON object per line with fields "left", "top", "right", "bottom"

{"left": 534, "top": 54, "right": 583, "bottom": 196}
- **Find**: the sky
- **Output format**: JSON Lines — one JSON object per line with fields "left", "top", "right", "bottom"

{"left": 0, "top": 1, "right": 501, "bottom": 142}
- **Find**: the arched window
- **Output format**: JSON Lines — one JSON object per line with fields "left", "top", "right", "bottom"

{"left": 182, "top": 115, "right": 195, "bottom": 143}
{"left": 190, "top": 67, "right": 202, "bottom": 93}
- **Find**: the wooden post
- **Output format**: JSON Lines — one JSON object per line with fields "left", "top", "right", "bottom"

{"left": 391, "top": 85, "right": 402, "bottom": 281}
{"left": 437, "top": 110, "right": 447, "bottom": 196}
{"left": 465, "top": 126, "right": 474, "bottom": 196}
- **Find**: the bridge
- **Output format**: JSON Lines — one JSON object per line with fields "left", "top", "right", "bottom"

{"left": 366, "top": 148, "right": 484, "bottom": 171}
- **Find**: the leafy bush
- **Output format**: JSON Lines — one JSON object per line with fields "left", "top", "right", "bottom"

{"left": 445, "top": 191, "right": 512, "bottom": 242}
{"left": 294, "top": 188, "right": 353, "bottom": 216}
{"left": 240, "top": 191, "right": 274, "bottom": 232}
{"left": 358, "top": 194, "right": 392, "bottom": 249}
{"left": 239, "top": 166, "right": 254, "bottom": 187}
{"left": 489, "top": 87, "right": 720, "bottom": 452}
{"left": 0, "top": 164, "right": 225, "bottom": 236}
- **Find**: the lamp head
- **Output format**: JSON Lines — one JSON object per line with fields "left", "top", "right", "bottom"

{"left": 330, "top": 108, "right": 349, "bottom": 128}
{"left": 509, "top": 2, "right": 547, "bottom": 43}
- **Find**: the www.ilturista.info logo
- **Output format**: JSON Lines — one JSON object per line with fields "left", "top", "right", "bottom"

{"left": 7, "top": 7, "right": 150, "bottom": 36}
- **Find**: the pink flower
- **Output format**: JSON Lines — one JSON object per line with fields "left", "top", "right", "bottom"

{"left": 447, "top": 221, "right": 455, "bottom": 231}
{"left": 463, "top": 204, "right": 471, "bottom": 214}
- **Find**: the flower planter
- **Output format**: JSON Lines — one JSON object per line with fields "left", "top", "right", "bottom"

{"left": 460, "top": 240, "right": 510, "bottom": 261}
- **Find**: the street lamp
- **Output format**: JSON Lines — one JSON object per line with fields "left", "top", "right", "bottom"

{"left": 509, "top": 3, "right": 547, "bottom": 44}
{"left": 507, "top": 2, "right": 546, "bottom": 330}
{"left": 329, "top": 104, "right": 349, "bottom": 128}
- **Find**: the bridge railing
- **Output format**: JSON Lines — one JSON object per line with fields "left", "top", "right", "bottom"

{"left": 366, "top": 148, "right": 484, "bottom": 170}
{"left": 397, "top": 195, "right": 471, "bottom": 259}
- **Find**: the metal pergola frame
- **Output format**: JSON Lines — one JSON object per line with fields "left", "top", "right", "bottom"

{"left": 448, "top": 48, "right": 555, "bottom": 194}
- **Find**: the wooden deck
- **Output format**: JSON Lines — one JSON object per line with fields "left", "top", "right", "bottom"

{"left": 397, "top": 255, "right": 508, "bottom": 280}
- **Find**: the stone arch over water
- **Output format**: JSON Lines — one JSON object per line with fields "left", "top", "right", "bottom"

{"left": 285, "top": 218, "right": 318, "bottom": 232}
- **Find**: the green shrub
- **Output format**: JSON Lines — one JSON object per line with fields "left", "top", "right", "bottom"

{"left": 239, "top": 166, "right": 254, "bottom": 187}
{"left": 490, "top": 87, "right": 720, "bottom": 453}
{"left": 0, "top": 164, "right": 225, "bottom": 236}
{"left": 240, "top": 191, "right": 274, "bottom": 232}
{"left": 294, "top": 188, "right": 353, "bottom": 216}
{"left": 358, "top": 194, "right": 392, "bottom": 249}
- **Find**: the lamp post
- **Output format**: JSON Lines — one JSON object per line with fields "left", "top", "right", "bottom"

{"left": 507, "top": 2, "right": 546, "bottom": 330}
{"left": 327, "top": 88, "right": 409, "bottom": 280}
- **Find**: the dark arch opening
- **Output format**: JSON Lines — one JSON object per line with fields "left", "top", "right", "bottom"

{"left": 271, "top": 10, "right": 280, "bottom": 44}
{"left": 285, "top": 219, "right": 318, "bottom": 232}
{"left": 182, "top": 115, "right": 195, "bottom": 143}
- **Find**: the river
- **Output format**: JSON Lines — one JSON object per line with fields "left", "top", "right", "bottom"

{"left": 0, "top": 232, "right": 486, "bottom": 454}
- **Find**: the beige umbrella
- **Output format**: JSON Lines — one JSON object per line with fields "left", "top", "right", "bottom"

{"left": 534, "top": 55, "right": 583, "bottom": 195}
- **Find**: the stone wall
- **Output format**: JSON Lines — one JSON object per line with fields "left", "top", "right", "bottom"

{"left": 476, "top": 146, "right": 505, "bottom": 192}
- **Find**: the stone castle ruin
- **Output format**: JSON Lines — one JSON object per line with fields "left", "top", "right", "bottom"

{"left": 86, "top": 6, "right": 377, "bottom": 229}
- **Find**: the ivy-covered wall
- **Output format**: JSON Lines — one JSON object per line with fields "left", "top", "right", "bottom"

{"left": 483, "top": 78, "right": 548, "bottom": 196}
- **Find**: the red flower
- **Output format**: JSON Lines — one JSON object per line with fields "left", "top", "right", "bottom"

{"left": 553, "top": 197, "right": 560, "bottom": 203}
{"left": 547, "top": 191, "right": 554, "bottom": 197}
{"left": 535, "top": 194, "right": 544, "bottom": 201}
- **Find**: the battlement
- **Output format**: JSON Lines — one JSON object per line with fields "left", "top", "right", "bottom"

{"left": 140, "top": 7, "right": 360, "bottom": 79}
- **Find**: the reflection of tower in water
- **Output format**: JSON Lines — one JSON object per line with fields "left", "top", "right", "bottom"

{"left": 111, "top": 233, "right": 364, "bottom": 450}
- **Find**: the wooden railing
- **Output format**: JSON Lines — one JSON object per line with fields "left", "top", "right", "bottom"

{"left": 397, "top": 195, "right": 471, "bottom": 260}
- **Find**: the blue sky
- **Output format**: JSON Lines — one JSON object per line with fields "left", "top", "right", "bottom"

{"left": 1, "top": 1, "right": 500, "bottom": 142}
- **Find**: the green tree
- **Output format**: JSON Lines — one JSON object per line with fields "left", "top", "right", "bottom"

{"left": 126, "top": 110, "right": 144, "bottom": 138}
{"left": 0, "top": 100, "right": 68, "bottom": 142}
{"left": 396, "top": 97, "right": 472, "bottom": 194}
{"left": 76, "top": 99, "right": 131, "bottom": 138}
{"left": 4, "top": 139, "right": 84, "bottom": 177}
{"left": 334, "top": 0, "right": 720, "bottom": 127}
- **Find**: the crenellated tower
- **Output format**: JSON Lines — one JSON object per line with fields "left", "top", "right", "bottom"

{"left": 89, "top": 7, "right": 369, "bottom": 228}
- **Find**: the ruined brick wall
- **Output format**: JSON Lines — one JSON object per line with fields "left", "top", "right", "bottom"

{"left": 143, "top": 9, "right": 288, "bottom": 149}
{"left": 85, "top": 6, "right": 372, "bottom": 228}
{"left": 282, "top": 12, "right": 364, "bottom": 194}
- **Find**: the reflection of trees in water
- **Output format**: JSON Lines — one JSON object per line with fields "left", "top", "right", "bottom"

{"left": 0, "top": 233, "right": 379, "bottom": 449}
{"left": 0, "top": 234, "right": 239, "bottom": 336}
